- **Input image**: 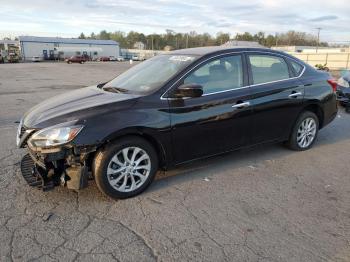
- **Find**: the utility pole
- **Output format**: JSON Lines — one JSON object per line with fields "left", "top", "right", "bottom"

{"left": 186, "top": 34, "right": 189, "bottom": 48}
{"left": 275, "top": 32, "right": 278, "bottom": 47}
{"left": 316, "top": 27, "right": 322, "bottom": 53}
{"left": 151, "top": 35, "right": 154, "bottom": 50}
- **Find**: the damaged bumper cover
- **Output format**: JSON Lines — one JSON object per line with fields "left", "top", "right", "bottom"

{"left": 337, "top": 86, "right": 350, "bottom": 108}
{"left": 20, "top": 139, "right": 96, "bottom": 191}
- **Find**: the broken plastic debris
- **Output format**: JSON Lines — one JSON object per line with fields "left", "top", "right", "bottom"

{"left": 203, "top": 177, "right": 211, "bottom": 182}
{"left": 42, "top": 212, "right": 53, "bottom": 221}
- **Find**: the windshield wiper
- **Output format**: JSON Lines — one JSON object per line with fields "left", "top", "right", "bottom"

{"left": 102, "top": 86, "right": 129, "bottom": 93}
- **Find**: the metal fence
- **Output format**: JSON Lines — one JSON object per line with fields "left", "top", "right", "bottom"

{"left": 289, "top": 52, "right": 350, "bottom": 69}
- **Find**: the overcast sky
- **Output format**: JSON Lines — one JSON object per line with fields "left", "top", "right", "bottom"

{"left": 0, "top": 0, "right": 349, "bottom": 42}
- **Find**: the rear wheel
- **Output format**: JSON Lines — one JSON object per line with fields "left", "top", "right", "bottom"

{"left": 286, "top": 111, "right": 319, "bottom": 151}
{"left": 93, "top": 136, "right": 158, "bottom": 199}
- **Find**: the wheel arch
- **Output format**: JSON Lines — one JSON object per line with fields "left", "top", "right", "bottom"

{"left": 302, "top": 103, "right": 324, "bottom": 128}
{"left": 287, "top": 103, "right": 324, "bottom": 141}
{"left": 90, "top": 128, "right": 169, "bottom": 170}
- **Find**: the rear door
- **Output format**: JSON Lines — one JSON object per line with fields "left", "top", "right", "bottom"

{"left": 246, "top": 52, "right": 305, "bottom": 144}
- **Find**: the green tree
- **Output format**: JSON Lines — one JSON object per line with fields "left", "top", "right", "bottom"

{"left": 78, "top": 29, "right": 328, "bottom": 50}
{"left": 99, "top": 30, "right": 111, "bottom": 40}
{"left": 78, "top": 32, "right": 86, "bottom": 39}
{"left": 234, "top": 32, "right": 254, "bottom": 41}
{"left": 89, "top": 32, "right": 97, "bottom": 39}
{"left": 216, "top": 32, "right": 230, "bottom": 45}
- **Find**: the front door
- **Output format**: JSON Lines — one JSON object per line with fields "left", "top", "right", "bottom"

{"left": 168, "top": 54, "right": 253, "bottom": 164}
{"left": 246, "top": 53, "right": 304, "bottom": 144}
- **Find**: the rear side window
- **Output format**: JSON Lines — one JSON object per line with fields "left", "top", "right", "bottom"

{"left": 290, "top": 60, "right": 303, "bottom": 76}
{"left": 248, "top": 55, "right": 290, "bottom": 85}
{"left": 184, "top": 55, "right": 243, "bottom": 94}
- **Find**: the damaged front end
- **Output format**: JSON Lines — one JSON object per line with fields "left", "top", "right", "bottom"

{"left": 337, "top": 86, "right": 350, "bottom": 112}
{"left": 17, "top": 121, "right": 96, "bottom": 191}
{"left": 337, "top": 73, "right": 350, "bottom": 112}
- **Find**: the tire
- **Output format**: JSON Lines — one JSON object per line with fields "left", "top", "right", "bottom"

{"left": 93, "top": 136, "right": 158, "bottom": 199}
{"left": 286, "top": 111, "right": 319, "bottom": 151}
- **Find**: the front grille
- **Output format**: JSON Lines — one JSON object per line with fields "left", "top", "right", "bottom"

{"left": 20, "top": 154, "right": 55, "bottom": 191}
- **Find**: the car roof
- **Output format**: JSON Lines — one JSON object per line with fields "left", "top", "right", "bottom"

{"left": 170, "top": 46, "right": 277, "bottom": 56}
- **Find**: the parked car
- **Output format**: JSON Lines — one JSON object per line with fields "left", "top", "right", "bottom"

{"left": 116, "top": 56, "right": 125, "bottom": 62}
{"left": 17, "top": 47, "right": 338, "bottom": 199}
{"left": 31, "top": 56, "right": 42, "bottom": 62}
{"left": 132, "top": 55, "right": 145, "bottom": 61}
{"left": 99, "top": 56, "right": 110, "bottom": 62}
{"left": 66, "top": 56, "right": 87, "bottom": 64}
{"left": 337, "top": 71, "right": 350, "bottom": 112}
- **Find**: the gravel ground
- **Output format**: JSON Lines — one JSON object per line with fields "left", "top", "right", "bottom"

{"left": 0, "top": 62, "right": 350, "bottom": 262}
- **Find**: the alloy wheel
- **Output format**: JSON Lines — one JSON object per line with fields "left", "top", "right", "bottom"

{"left": 297, "top": 117, "right": 317, "bottom": 148}
{"left": 106, "top": 147, "right": 151, "bottom": 192}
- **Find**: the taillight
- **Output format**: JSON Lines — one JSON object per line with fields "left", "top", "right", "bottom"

{"left": 327, "top": 79, "right": 338, "bottom": 93}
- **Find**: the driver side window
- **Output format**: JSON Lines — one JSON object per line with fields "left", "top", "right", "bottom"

{"left": 183, "top": 55, "right": 243, "bottom": 95}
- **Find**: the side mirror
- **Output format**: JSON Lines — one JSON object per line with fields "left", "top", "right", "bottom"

{"left": 175, "top": 83, "right": 203, "bottom": 98}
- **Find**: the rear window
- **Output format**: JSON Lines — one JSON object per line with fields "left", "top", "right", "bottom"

{"left": 248, "top": 54, "right": 290, "bottom": 85}
{"left": 290, "top": 60, "right": 303, "bottom": 76}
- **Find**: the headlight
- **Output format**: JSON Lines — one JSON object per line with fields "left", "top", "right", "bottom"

{"left": 29, "top": 125, "right": 83, "bottom": 147}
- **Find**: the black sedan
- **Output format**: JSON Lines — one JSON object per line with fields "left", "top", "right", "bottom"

{"left": 17, "top": 47, "right": 338, "bottom": 199}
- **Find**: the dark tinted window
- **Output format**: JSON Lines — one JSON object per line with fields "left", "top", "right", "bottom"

{"left": 184, "top": 55, "right": 243, "bottom": 94}
{"left": 249, "top": 55, "right": 290, "bottom": 84}
{"left": 290, "top": 60, "right": 303, "bottom": 76}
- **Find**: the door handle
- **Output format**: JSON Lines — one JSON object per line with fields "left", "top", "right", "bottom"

{"left": 288, "top": 92, "right": 303, "bottom": 98}
{"left": 232, "top": 101, "right": 250, "bottom": 109}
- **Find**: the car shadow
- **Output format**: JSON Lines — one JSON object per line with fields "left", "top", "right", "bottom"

{"left": 150, "top": 143, "right": 295, "bottom": 194}
{"left": 149, "top": 109, "right": 350, "bottom": 194}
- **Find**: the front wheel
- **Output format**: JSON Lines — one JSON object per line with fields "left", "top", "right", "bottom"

{"left": 93, "top": 136, "right": 158, "bottom": 199}
{"left": 286, "top": 111, "right": 319, "bottom": 151}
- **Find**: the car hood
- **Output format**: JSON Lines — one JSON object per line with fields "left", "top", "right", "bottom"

{"left": 23, "top": 85, "right": 140, "bottom": 128}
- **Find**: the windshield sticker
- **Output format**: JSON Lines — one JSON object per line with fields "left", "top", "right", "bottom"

{"left": 169, "top": 56, "right": 195, "bottom": 62}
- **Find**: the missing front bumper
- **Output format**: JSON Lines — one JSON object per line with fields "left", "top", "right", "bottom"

{"left": 20, "top": 154, "right": 57, "bottom": 191}
{"left": 20, "top": 152, "right": 90, "bottom": 191}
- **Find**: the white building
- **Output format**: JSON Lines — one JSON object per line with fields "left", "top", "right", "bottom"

{"left": 133, "top": 41, "right": 146, "bottom": 50}
{"left": 19, "top": 36, "right": 120, "bottom": 61}
{"left": 272, "top": 46, "right": 350, "bottom": 53}
{"left": 222, "top": 40, "right": 263, "bottom": 47}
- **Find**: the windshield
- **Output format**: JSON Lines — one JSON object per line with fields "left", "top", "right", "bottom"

{"left": 104, "top": 54, "right": 197, "bottom": 94}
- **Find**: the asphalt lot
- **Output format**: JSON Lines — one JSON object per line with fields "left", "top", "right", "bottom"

{"left": 1, "top": 61, "right": 350, "bottom": 262}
